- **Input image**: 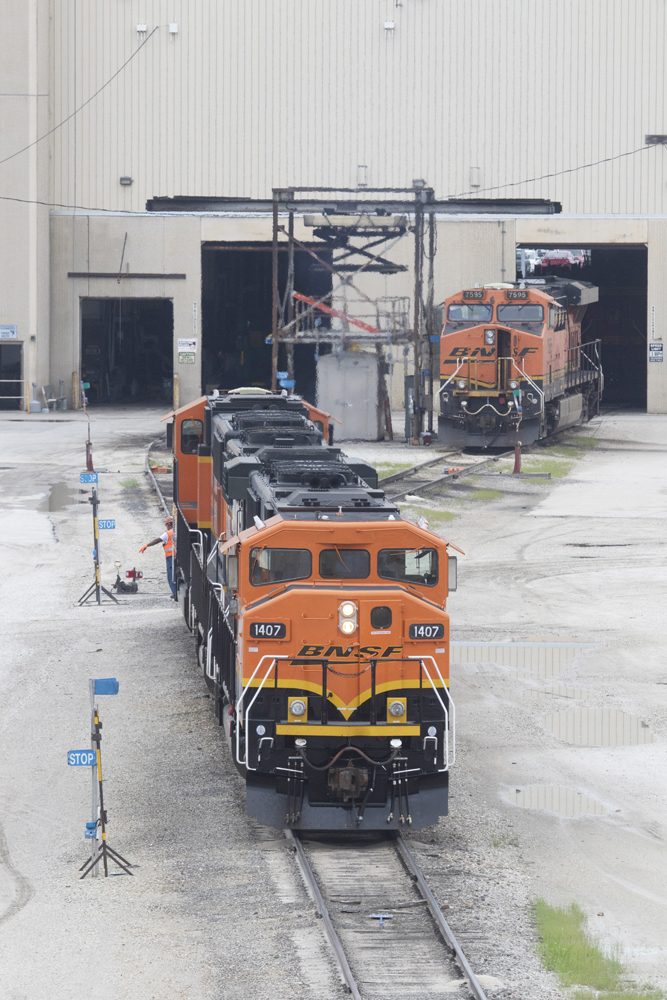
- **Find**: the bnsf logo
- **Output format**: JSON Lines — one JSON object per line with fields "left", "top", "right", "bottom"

{"left": 448, "top": 347, "right": 538, "bottom": 358}
{"left": 296, "top": 645, "right": 404, "bottom": 658}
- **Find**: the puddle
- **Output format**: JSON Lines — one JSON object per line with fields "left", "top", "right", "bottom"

{"left": 451, "top": 640, "right": 596, "bottom": 679}
{"left": 544, "top": 708, "right": 655, "bottom": 746}
{"left": 38, "top": 482, "right": 77, "bottom": 512}
{"left": 510, "top": 785, "right": 606, "bottom": 816}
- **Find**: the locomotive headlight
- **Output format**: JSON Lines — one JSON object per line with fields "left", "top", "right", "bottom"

{"left": 339, "top": 600, "right": 358, "bottom": 634}
{"left": 390, "top": 738, "right": 402, "bottom": 749}
{"left": 289, "top": 699, "right": 307, "bottom": 716}
{"left": 457, "top": 379, "right": 467, "bottom": 390}
{"left": 484, "top": 329, "right": 495, "bottom": 345}
{"left": 388, "top": 700, "right": 406, "bottom": 717}
{"left": 509, "top": 379, "right": 519, "bottom": 390}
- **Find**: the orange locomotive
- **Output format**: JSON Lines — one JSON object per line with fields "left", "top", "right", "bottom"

{"left": 439, "top": 277, "right": 601, "bottom": 447}
{"left": 168, "top": 388, "right": 458, "bottom": 830}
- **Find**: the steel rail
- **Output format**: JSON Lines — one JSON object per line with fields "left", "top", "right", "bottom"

{"left": 378, "top": 449, "right": 460, "bottom": 485}
{"left": 287, "top": 829, "right": 487, "bottom": 1000}
{"left": 388, "top": 449, "right": 514, "bottom": 502}
{"left": 144, "top": 441, "right": 171, "bottom": 517}
{"left": 395, "top": 836, "right": 488, "bottom": 1000}
{"left": 284, "top": 830, "right": 361, "bottom": 999}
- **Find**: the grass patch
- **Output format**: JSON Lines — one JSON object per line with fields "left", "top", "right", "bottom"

{"left": 399, "top": 505, "right": 458, "bottom": 525}
{"left": 534, "top": 899, "right": 662, "bottom": 999}
{"left": 522, "top": 457, "right": 574, "bottom": 478}
{"left": 535, "top": 900, "right": 622, "bottom": 989}
{"left": 120, "top": 478, "right": 139, "bottom": 488}
{"left": 492, "top": 833, "right": 519, "bottom": 848}
{"left": 375, "top": 461, "right": 417, "bottom": 479}
{"left": 575, "top": 992, "right": 664, "bottom": 1000}
{"left": 467, "top": 487, "right": 503, "bottom": 500}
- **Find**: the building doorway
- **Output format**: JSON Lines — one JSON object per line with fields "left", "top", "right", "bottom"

{"left": 517, "top": 245, "right": 648, "bottom": 408}
{"left": 201, "top": 245, "right": 332, "bottom": 402}
{"left": 80, "top": 298, "right": 173, "bottom": 404}
{"left": 0, "top": 343, "right": 22, "bottom": 410}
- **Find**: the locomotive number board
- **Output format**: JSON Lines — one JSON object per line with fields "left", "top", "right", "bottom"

{"left": 506, "top": 290, "right": 529, "bottom": 299}
{"left": 462, "top": 289, "right": 484, "bottom": 299}
{"left": 249, "top": 622, "right": 287, "bottom": 639}
{"left": 408, "top": 623, "right": 445, "bottom": 639}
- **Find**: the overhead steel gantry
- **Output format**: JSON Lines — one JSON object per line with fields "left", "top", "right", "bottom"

{"left": 268, "top": 185, "right": 560, "bottom": 441}
{"left": 270, "top": 184, "right": 438, "bottom": 441}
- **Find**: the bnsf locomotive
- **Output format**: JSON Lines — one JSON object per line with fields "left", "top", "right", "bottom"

{"left": 167, "top": 388, "right": 458, "bottom": 830}
{"left": 439, "top": 277, "right": 602, "bottom": 447}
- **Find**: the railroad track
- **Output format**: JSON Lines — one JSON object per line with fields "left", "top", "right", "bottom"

{"left": 286, "top": 831, "right": 488, "bottom": 1000}
{"left": 380, "top": 449, "right": 514, "bottom": 503}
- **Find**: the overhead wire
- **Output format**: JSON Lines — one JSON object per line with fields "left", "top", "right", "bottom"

{"left": 0, "top": 135, "right": 659, "bottom": 213}
{"left": 0, "top": 26, "right": 160, "bottom": 168}
{"left": 447, "top": 143, "right": 655, "bottom": 200}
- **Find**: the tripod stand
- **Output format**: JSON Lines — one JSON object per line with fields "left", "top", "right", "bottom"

{"left": 80, "top": 706, "right": 133, "bottom": 879}
{"left": 78, "top": 486, "right": 118, "bottom": 606}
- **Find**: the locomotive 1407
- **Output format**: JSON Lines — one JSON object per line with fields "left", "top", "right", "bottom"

{"left": 167, "top": 388, "right": 458, "bottom": 831}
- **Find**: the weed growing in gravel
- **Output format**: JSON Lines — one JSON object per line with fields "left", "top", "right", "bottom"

{"left": 374, "top": 461, "right": 415, "bottom": 479}
{"left": 400, "top": 506, "right": 458, "bottom": 526}
{"left": 492, "top": 834, "right": 519, "bottom": 848}
{"left": 467, "top": 487, "right": 504, "bottom": 500}
{"left": 120, "top": 479, "right": 139, "bottom": 488}
{"left": 534, "top": 900, "right": 663, "bottom": 999}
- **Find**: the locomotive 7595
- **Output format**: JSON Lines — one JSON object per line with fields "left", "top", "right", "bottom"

{"left": 167, "top": 388, "right": 458, "bottom": 830}
{"left": 439, "top": 277, "right": 601, "bottom": 447}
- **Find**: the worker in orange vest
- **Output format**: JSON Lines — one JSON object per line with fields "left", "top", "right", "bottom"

{"left": 139, "top": 515, "right": 176, "bottom": 598}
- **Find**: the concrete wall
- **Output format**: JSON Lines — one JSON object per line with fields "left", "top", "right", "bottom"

{"left": 50, "top": 214, "right": 203, "bottom": 407}
{"left": 0, "top": 0, "right": 51, "bottom": 404}
{"left": 647, "top": 221, "right": 667, "bottom": 412}
{"left": 48, "top": 211, "right": 667, "bottom": 417}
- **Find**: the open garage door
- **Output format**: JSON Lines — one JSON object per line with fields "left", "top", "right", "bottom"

{"left": 517, "top": 246, "right": 647, "bottom": 409}
{"left": 80, "top": 298, "right": 174, "bottom": 404}
{"left": 201, "top": 244, "right": 332, "bottom": 402}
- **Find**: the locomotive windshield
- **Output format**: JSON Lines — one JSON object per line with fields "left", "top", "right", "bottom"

{"left": 497, "top": 304, "right": 544, "bottom": 322}
{"left": 447, "top": 303, "right": 492, "bottom": 321}
{"left": 250, "top": 547, "right": 312, "bottom": 584}
{"left": 378, "top": 548, "right": 438, "bottom": 586}
{"left": 319, "top": 549, "right": 370, "bottom": 579}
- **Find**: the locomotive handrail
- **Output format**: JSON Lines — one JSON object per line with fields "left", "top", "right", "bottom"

{"left": 190, "top": 528, "right": 204, "bottom": 559}
{"left": 236, "top": 655, "right": 289, "bottom": 770}
{"left": 577, "top": 338, "right": 604, "bottom": 393}
{"left": 409, "top": 656, "right": 455, "bottom": 770}
{"left": 502, "top": 356, "right": 545, "bottom": 416}
{"left": 436, "top": 358, "right": 465, "bottom": 395}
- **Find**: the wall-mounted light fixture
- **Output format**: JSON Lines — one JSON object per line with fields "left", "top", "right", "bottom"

{"left": 120, "top": 177, "right": 133, "bottom": 186}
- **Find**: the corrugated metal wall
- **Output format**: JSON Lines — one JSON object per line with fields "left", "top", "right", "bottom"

{"left": 50, "top": 1, "right": 667, "bottom": 212}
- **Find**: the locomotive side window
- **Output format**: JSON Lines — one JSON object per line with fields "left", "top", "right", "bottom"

{"left": 181, "top": 418, "right": 203, "bottom": 455}
{"left": 378, "top": 548, "right": 438, "bottom": 587}
{"left": 497, "top": 304, "right": 544, "bottom": 322}
{"left": 250, "top": 547, "right": 311, "bottom": 585}
{"left": 447, "top": 303, "right": 493, "bottom": 322}
{"left": 319, "top": 549, "right": 370, "bottom": 579}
